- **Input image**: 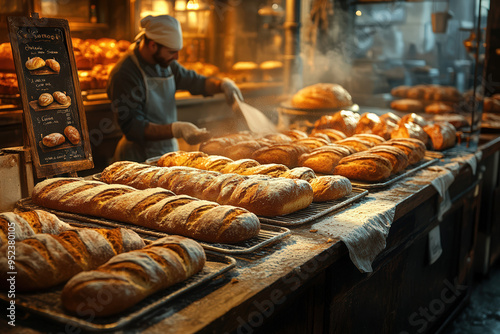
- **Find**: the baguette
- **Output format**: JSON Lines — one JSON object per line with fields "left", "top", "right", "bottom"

{"left": 61, "top": 236, "right": 205, "bottom": 317}
{"left": 32, "top": 178, "right": 260, "bottom": 243}
{"left": 158, "top": 151, "right": 350, "bottom": 201}
{"left": 100, "top": 161, "right": 314, "bottom": 217}
{"left": 0, "top": 227, "right": 145, "bottom": 291}
{"left": 0, "top": 210, "right": 72, "bottom": 247}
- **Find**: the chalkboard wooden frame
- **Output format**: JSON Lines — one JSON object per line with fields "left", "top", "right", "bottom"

{"left": 8, "top": 13, "right": 93, "bottom": 178}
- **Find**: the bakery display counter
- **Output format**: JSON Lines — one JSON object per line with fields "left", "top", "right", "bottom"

{"left": 2, "top": 136, "right": 496, "bottom": 333}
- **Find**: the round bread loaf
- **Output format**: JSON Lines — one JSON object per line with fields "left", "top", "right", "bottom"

{"left": 38, "top": 93, "right": 53, "bottom": 107}
{"left": 291, "top": 83, "right": 352, "bottom": 109}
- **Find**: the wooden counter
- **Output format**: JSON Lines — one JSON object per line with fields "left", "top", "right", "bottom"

{"left": 2, "top": 137, "right": 498, "bottom": 334}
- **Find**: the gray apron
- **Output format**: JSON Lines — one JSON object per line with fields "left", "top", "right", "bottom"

{"left": 114, "top": 52, "right": 178, "bottom": 162}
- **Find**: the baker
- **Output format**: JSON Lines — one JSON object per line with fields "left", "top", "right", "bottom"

{"left": 107, "top": 14, "right": 243, "bottom": 162}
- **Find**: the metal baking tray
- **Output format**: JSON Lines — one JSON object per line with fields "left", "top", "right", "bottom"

{"left": 16, "top": 198, "right": 290, "bottom": 255}
{"left": 0, "top": 252, "right": 236, "bottom": 332}
{"left": 349, "top": 156, "right": 438, "bottom": 190}
{"left": 258, "top": 187, "right": 368, "bottom": 226}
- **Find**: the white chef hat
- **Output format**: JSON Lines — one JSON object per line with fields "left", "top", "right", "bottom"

{"left": 134, "top": 15, "right": 183, "bottom": 50}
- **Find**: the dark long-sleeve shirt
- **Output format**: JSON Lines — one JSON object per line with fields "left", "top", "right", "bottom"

{"left": 107, "top": 46, "right": 207, "bottom": 144}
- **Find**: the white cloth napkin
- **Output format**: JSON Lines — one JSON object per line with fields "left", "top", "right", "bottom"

{"left": 312, "top": 199, "right": 396, "bottom": 273}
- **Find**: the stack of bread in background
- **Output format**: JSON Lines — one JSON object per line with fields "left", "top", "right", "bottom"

{"left": 390, "top": 84, "right": 462, "bottom": 114}
{"left": 188, "top": 108, "right": 457, "bottom": 183}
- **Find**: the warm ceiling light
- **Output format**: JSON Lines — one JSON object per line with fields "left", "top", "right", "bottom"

{"left": 187, "top": 0, "right": 200, "bottom": 10}
{"left": 356, "top": 10, "right": 362, "bottom": 16}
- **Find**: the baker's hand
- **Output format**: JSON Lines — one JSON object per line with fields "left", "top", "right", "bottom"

{"left": 171, "top": 121, "right": 211, "bottom": 145}
{"left": 221, "top": 78, "right": 243, "bottom": 105}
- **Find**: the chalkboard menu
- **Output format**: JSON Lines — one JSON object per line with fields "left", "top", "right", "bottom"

{"left": 8, "top": 13, "right": 93, "bottom": 178}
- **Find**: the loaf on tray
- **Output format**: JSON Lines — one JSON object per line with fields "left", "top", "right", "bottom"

{"left": 158, "top": 151, "right": 353, "bottom": 202}
{"left": 61, "top": 235, "right": 205, "bottom": 317}
{"left": 313, "top": 110, "right": 360, "bottom": 136}
{"left": 31, "top": 178, "right": 260, "bottom": 243}
{"left": 100, "top": 161, "right": 314, "bottom": 217}
{"left": 0, "top": 210, "right": 72, "bottom": 246}
{"left": 333, "top": 153, "right": 393, "bottom": 182}
{"left": 423, "top": 122, "right": 456, "bottom": 151}
{"left": 0, "top": 227, "right": 145, "bottom": 291}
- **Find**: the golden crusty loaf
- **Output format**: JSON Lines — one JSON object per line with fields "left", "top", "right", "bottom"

{"left": 384, "top": 138, "right": 426, "bottom": 165}
{"left": 61, "top": 235, "right": 205, "bottom": 317}
{"left": 310, "top": 128, "right": 347, "bottom": 142}
{"left": 367, "top": 145, "right": 409, "bottom": 174}
{"left": 100, "top": 161, "right": 313, "bottom": 217}
{"left": 0, "top": 227, "right": 145, "bottom": 291}
{"left": 298, "top": 145, "right": 352, "bottom": 174}
{"left": 391, "top": 122, "right": 429, "bottom": 145}
{"left": 313, "top": 110, "right": 360, "bottom": 136}
{"left": 294, "top": 137, "right": 331, "bottom": 149}
{"left": 158, "top": 151, "right": 348, "bottom": 202}
{"left": 45, "top": 58, "right": 60, "bottom": 73}
{"left": 423, "top": 122, "right": 456, "bottom": 151}
{"left": 309, "top": 175, "right": 352, "bottom": 202}
{"left": 333, "top": 153, "right": 393, "bottom": 182}
{"left": 355, "top": 112, "right": 383, "bottom": 135}
{"left": 42, "top": 133, "right": 65, "bottom": 147}
{"left": 38, "top": 93, "right": 54, "bottom": 107}
{"left": 291, "top": 83, "right": 352, "bottom": 109}
{"left": 223, "top": 140, "right": 270, "bottom": 161}
{"left": 390, "top": 99, "right": 424, "bottom": 113}
{"left": 0, "top": 210, "right": 72, "bottom": 247}
{"left": 252, "top": 144, "right": 311, "bottom": 168}
{"left": 32, "top": 178, "right": 260, "bottom": 243}
{"left": 200, "top": 132, "right": 255, "bottom": 155}
{"left": 373, "top": 112, "right": 401, "bottom": 140}
{"left": 399, "top": 113, "right": 428, "bottom": 128}
{"left": 335, "top": 137, "right": 375, "bottom": 152}
{"left": 25, "top": 56, "right": 45, "bottom": 70}
{"left": 352, "top": 133, "right": 386, "bottom": 145}
{"left": 64, "top": 125, "right": 81, "bottom": 145}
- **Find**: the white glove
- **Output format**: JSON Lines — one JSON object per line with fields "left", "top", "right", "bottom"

{"left": 171, "top": 121, "right": 211, "bottom": 145}
{"left": 221, "top": 78, "right": 243, "bottom": 105}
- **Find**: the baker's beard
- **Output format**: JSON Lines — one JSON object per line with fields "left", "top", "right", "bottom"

{"left": 153, "top": 49, "right": 174, "bottom": 68}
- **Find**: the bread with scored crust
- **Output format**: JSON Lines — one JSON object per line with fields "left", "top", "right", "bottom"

{"left": 32, "top": 178, "right": 260, "bottom": 243}
{"left": 0, "top": 227, "right": 145, "bottom": 291}
{"left": 333, "top": 153, "right": 393, "bottom": 182}
{"left": 100, "top": 161, "right": 313, "bottom": 217}
{"left": 61, "top": 235, "right": 205, "bottom": 317}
